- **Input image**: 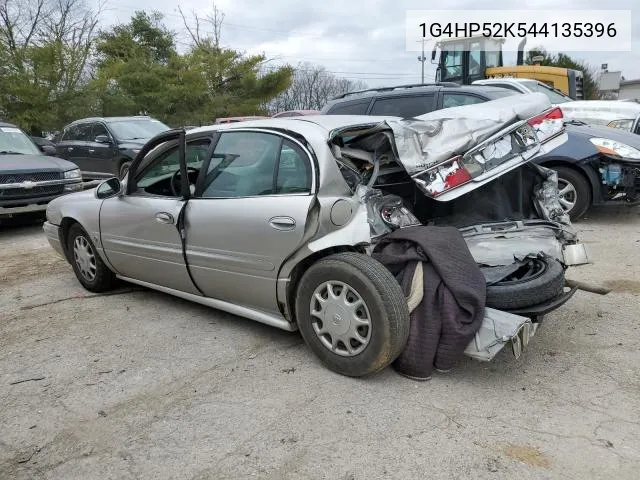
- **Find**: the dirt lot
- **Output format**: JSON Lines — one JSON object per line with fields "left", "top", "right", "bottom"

{"left": 1, "top": 208, "right": 639, "bottom": 480}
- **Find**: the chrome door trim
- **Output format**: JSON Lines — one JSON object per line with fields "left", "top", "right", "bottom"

{"left": 116, "top": 275, "right": 297, "bottom": 332}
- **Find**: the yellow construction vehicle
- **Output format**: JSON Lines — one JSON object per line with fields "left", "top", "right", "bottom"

{"left": 432, "top": 36, "right": 584, "bottom": 99}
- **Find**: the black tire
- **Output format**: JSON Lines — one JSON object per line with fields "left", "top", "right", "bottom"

{"left": 67, "top": 223, "right": 116, "bottom": 292}
{"left": 119, "top": 161, "right": 131, "bottom": 179}
{"left": 295, "top": 252, "right": 409, "bottom": 377}
{"left": 554, "top": 166, "right": 591, "bottom": 221}
{"left": 486, "top": 257, "right": 564, "bottom": 310}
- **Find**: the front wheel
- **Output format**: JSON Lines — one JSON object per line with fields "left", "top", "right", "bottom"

{"left": 295, "top": 252, "right": 409, "bottom": 377}
{"left": 554, "top": 166, "right": 591, "bottom": 220}
{"left": 67, "top": 223, "right": 116, "bottom": 292}
{"left": 119, "top": 161, "right": 131, "bottom": 179}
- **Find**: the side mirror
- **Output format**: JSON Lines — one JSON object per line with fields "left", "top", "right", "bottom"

{"left": 431, "top": 48, "right": 437, "bottom": 62}
{"left": 95, "top": 135, "right": 110, "bottom": 144}
{"left": 95, "top": 177, "right": 122, "bottom": 199}
{"left": 41, "top": 145, "right": 57, "bottom": 156}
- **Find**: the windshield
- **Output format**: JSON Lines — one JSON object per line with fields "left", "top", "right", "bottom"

{"left": 0, "top": 126, "right": 41, "bottom": 155}
{"left": 521, "top": 81, "right": 573, "bottom": 104}
{"left": 107, "top": 119, "right": 170, "bottom": 141}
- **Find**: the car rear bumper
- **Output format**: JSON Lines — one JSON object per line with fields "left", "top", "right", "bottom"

{"left": 43, "top": 221, "right": 65, "bottom": 258}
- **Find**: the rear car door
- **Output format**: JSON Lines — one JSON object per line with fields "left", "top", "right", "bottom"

{"left": 85, "top": 122, "right": 119, "bottom": 177}
{"left": 99, "top": 134, "right": 211, "bottom": 294}
{"left": 185, "top": 130, "right": 315, "bottom": 314}
{"left": 56, "top": 124, "right": 89, "bottom": 169}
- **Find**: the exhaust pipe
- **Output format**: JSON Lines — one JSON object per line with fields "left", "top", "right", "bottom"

{"left": 516, "top": 37, "right": 527, "bottom": 65}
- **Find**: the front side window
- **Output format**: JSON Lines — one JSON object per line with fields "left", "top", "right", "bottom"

{"left": 200, "top": 132, "right": 311, "bottom": 198}
{"left": 0, "top": 126, "right": 41, "bottom": 155}
{"left": 136, "top": 140, "right": 210, "bottom": 196}
{"left": 92, "top": 123, "right": 110, "bottom": 140}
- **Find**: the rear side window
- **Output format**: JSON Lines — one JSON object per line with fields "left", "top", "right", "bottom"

{"left": 326, "top": 99, "right": 371, "bottom": 115}
{"left": 369, "top": 95, "right": 435, "bottom": 117}
{"left": 442, "top": 93, "right": 486, "bottom": 109}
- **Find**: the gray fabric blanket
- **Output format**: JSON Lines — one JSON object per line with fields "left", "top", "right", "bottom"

{"left": 372, "top": 226, "right": 486, "bottom": 379}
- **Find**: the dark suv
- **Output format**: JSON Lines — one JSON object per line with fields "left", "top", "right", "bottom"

{"left": 56, "top": 116, "right": 170, "bottom": 179}
{"left": 321, "top": 83, "right": 515, "bottom": 116}
{"left": 321, "top": 83, "right": 640, "bottom": 219}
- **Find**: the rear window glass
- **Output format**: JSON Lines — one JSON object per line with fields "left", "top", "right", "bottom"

{"left": 369, "top": 95, "right": 434, "bottom": 118}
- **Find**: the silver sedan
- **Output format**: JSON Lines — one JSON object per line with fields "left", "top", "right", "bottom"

{"left": 43, "top": 109, "right": 586, "bottom": 376}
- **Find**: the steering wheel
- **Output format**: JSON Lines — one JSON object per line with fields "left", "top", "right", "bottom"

{"left": 170, "top": 167, "right": 198, "bottom": 196}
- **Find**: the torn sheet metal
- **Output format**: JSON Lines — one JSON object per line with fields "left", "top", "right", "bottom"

{"left": 386, "top": 93, "right": 551, "bottom": 174}
{"left": 464, "top": 308, "right": 536, "bottom": 362}
{"left": 530, "top": 164, "right": 572, "bottom": 225}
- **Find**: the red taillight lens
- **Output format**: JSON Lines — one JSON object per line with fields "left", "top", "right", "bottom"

{"left": 527, "top": 107, "right": 564, "bottom": 143}
{"left": 422, "top": 156, "right": 473, "bottom": 197}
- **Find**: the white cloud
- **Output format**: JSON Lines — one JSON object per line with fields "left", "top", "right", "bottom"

{"left": 101, "top": 0, "right": 640, "bottom": 87}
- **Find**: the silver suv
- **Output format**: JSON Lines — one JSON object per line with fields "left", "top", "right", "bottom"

{"left": 44, "top": 95, "right": 587, "bottom": 376}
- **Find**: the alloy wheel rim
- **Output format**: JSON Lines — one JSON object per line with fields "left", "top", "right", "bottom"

{"left": 557, "top": 179, "right": 577, "bottom": 212}
{"left": 73, "top": 235, "right": 97, "bottom": 282}
{"left": 310, "top": 280, "right": 371, "bottom": 357}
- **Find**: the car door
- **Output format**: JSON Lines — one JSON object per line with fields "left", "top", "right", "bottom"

{"left": 99, "top": 135, "right": 211, "bottom": 294}
{"left": 86, "top": 122, "right": 118, "bottom": 177}
{"left": 56, "top": 124, "right": 89, "bottom": 169}
{"left": 185, "top": 130, "right": 315, "bottom": 314}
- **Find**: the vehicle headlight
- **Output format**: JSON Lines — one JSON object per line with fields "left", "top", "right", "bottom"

{"left": 64, "top": 168, "right": 82, "bottom": 179}
{"left": 590, "top": 138, "right": 640, "bottom": 160}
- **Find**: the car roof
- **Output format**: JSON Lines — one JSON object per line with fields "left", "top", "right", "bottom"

{"left": 66, "top": 116, "right": 154, "bottom": 126}
{"left": 189, "top": 115, "right": 401, "bottom": 136}
{"left": 0, "top": 121, "right": 19, "bottom": 128}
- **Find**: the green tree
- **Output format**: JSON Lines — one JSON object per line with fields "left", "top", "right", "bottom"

{"left": 526, "top": 48, "right": 599, "bottom": 100}
{"left": 0, "top": 0, "right": 99, "bottom": 134}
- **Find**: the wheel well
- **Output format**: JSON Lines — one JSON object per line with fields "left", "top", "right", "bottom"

{"left": 283, "top": 245, "right": 365, "bottom": 323}
{"left": 538, "top": 160, "right": 598, "bottom": 202}
{"left": 59, "top": 217, "right": 79, "bottom": 261}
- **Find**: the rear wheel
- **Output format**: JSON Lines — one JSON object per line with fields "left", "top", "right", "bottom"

{"left": 67, "top": 223, "right": 116, "bottom": 292}
{"left": 554, "top": 166, "right": 591, "bottom": 220}
{"left": 295, "top": 252, "right": 409, "bottom": 377}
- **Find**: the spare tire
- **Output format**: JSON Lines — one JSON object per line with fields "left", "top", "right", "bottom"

{"left": 486, "top": 257, "right": 565, "bottom": 310}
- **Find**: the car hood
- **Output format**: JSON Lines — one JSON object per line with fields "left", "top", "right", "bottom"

{"left": 118, "top": 140, "right": 147, "bottom": 150}
{"left": 0, "top": 154, "right": 78, "bottom": 173}
{"left": 565, "top": 123, "right": 640, "bottom": 148}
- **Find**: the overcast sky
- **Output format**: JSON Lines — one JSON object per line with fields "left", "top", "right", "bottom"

{"left": 102, "top": 0, "right": 639, "bottom": 88}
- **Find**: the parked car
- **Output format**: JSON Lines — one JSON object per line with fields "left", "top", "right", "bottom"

{"left": 44, "top": 96, "right": 588, "bottom": 376}
{"left": 322, "top": 83, "right": 640, "bottom": 219}
{"left": 272, "top": 110, "right": 320, "bottom": 118}
{"left": 472, "top": 78, "right": 573, "bottom": 105}
{"left": 56, "top": 116, "right": 170, "bottom": 180}
{"left": 0, "top": 122, "right": 82, "bottom": 218}
{"left": 30, "top": 136, "right": 57, "bottom": 151}
{"left": 214, "top": 116, "right": 269, "bottom": 124}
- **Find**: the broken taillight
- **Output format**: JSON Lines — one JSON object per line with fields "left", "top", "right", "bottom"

{"left": 423, "top": 156, "right": 473, "bottom": 197}
{"left": 527, "top": 107, "right": 564, "bottom": 143}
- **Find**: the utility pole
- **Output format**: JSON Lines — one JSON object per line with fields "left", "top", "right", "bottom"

{"left": 417, "top": 38, "right": 426, "bottom": 84}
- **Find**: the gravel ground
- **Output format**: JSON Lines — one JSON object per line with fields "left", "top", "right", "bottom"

{"left": 1, "top": 207, "right": 639, "bottom": 479}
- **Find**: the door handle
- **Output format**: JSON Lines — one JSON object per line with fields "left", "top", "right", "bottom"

{"left": 155, "top": 212, "right": 175, "bottom": 224}
{"left": 269, "top": 216, "right": 296, "bottom": 231}
{"left": 67, "top": 147, "right": 74, "bottom": 152}
{"left": 88, "top": 149, "right": 95, "bottom": 153}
